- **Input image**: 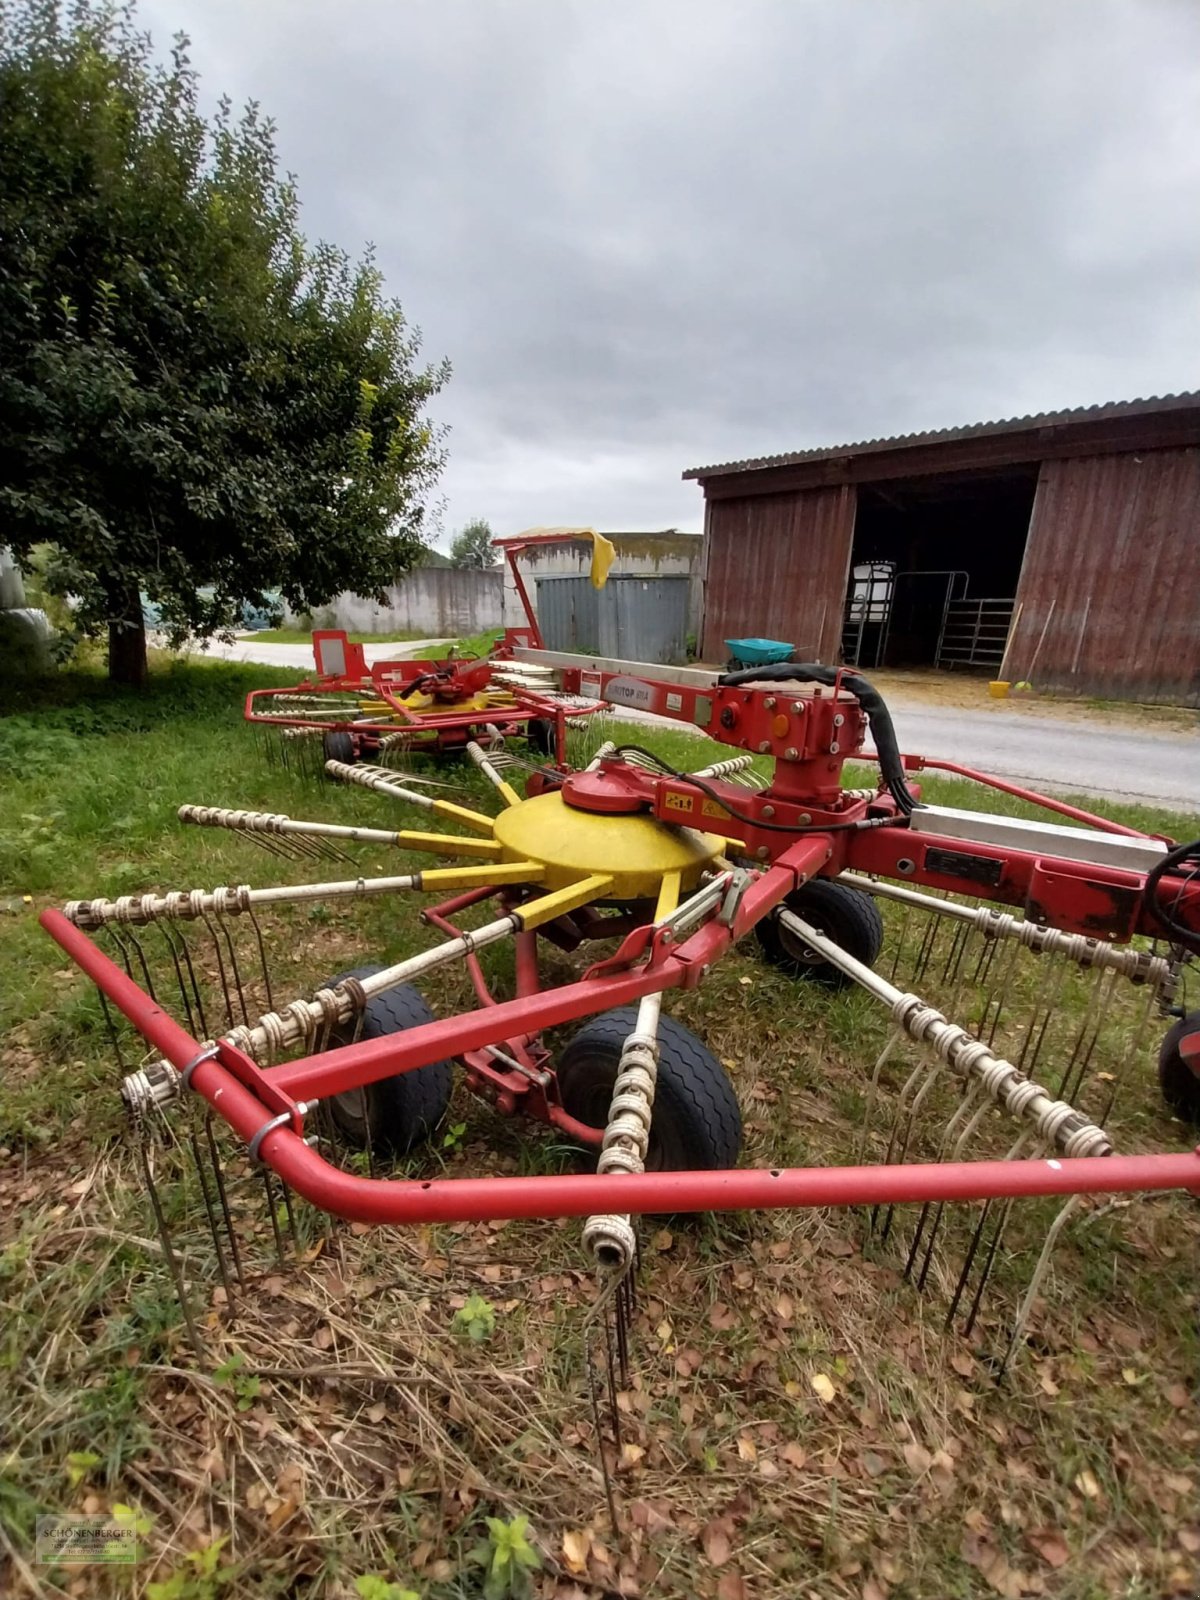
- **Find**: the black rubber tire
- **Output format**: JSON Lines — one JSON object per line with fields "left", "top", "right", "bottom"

{"left": 755, "top": 878, "right": 884, "bottom": 989}
{"left": 556, "top": 1006, "right": 742, "bottom": 1171}
{"left": 1159, "top": 1009, "right": 1200, "bottom": 1123}
{"left": 323, "top": 965, "right": 453, "bottom": 1155}
{"left": 527, "top": 717, "right": 554, "bottom": 758}
{"left": 323, "top": 729, "right": 357, "bottom": 766}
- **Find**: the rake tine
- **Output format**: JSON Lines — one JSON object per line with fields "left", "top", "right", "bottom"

{"left": 911, "top": 1092, "right": 993, "bottom": 1292}
{"left": 1095, "top": 975, "right": 1161, "bottom": 1126}
{"left": 998, "top": 1195, "right": 1081, "bottom": 1373}
{"left": 186, "top": 1108, "right": 236, "bottom": 1305}
{"left": 133, "top": 1113, "right": 207, "bottom": 1358}
{"left": 95, "top": 987, "right": 129, "bottom": 1073}
{"left": 980, "top": 938, "right": 1022, "bottom": 1044}
{"left": 604, "top": 1302, "right": 625, "bottom": 1443}
{"left": 910, "top": 910, "right": 943, "bottom": 985}
{"left": 1015, "top": 957, "right": 1067, "bottom": 1075}
{"left": 245, "top": 906, "right": 275, "bottom": 1016}
{"left": 261, "top": 1166, "right": 287, "bottom": 1267}
{"left": 121, "top": 924, "right": 161, "bottom": 1006}
{"left": 200, "top": 912, "right": 237, "bottom": 1032}
{"left": 174, "top": 921, "right": 210, "bottom": 1040}
{"left": 857, "top": 1025, "right": 905, "bottom": 1168}
{"left": 962, "top": 1183, "right": 1029, "bottom": 1339}
{"left": 886, "top": 902, "right": 914, "bottom": 984}
{"left": 945, "top": 1199, "right": 994, "bottom": 1331}
{"left": 1053, "top": 966, "right": 1113, "bottom": 1104}
{"left": 586, "top": 1330, "right": 623, "bottom": 1538}
{"left": 157, "top": 921, "right": 200, "bottom": 1038}
{"left": 879, "top": 1064, "right": 945, "bottom": 1244}
{"left": 204, "top": 1114, "right": 245, "bottom": 1289}
{"left": 214, "top": 914, "right": 252, "bottom": 1028}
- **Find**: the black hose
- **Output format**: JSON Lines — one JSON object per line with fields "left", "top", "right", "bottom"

{"left": 717, "top": 662, "right": 918, "bottom": 815}
{"left": 1144, "top": 837, "right": 1200, "bottom": 955}
{"left": 612, "top": 744, "right": 894, "bottom": 834}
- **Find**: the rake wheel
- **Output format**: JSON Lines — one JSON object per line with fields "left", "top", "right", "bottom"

{"left": 324, "top": 966, "right": 453, "bottom": 1154}
{"left": 557, "top": 1006, "right": 742, "bottom": 1172}
{"left": 1158, "top": 1009, "right": 1200, "bottom": 1123}
{"left": 323, "top": 729, "right": 358, "bottom": 766}
{"left": 755, "top": 878, "right": 884, "bottom": 988}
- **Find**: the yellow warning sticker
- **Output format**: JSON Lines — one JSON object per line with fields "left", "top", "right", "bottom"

{"left": 702, "top": 799, "right": 731, "bottom": 819}
{"left": 663, "top": 792, "right": 695, "bottom": 814}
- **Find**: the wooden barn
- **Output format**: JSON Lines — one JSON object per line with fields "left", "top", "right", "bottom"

{"left": 685, "top": 393, "right": 1200, "bottom": 704}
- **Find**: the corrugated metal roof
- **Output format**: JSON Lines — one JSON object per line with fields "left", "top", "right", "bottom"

{"left": 682, "top": 391, "right": 1200, "bottom": 481}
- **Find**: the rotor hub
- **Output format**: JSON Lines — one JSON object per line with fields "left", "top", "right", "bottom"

{"left": 492, "top": 789, "right": 722, "bottom": 897}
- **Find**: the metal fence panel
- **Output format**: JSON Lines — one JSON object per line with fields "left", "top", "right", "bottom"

{"left": 536, "top": 576, "right": 689, "bottom": 664}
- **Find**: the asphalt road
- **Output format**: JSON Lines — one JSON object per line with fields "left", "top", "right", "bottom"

{"left": 204, "top": 637, "right": 454, "bottom": 669}
{"left": 211, "top": 639, "right": 1198, "bottom": 814}
{"left": 882, "top": 697, "right": 1200, "bottom": 814}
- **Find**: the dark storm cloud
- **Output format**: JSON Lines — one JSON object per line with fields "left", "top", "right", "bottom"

{"left": 142, "top": 0, "right": 1200, "bottom": 537}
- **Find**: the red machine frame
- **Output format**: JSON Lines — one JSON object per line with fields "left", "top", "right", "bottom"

{"left": 47, "top": 654, "right": 1200, "bottom": 1225}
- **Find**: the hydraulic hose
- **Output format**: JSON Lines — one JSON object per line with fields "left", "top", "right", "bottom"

{"left": 717, "top": 662, "right": 918, "bottom": 816}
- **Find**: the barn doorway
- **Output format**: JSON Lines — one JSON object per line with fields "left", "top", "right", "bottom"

{"left": 842, "top": 468, "right": 1039, "bottom": 671}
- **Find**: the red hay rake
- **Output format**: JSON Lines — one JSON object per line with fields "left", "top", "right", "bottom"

{"left": 243, "top": 531, "right": 613, "bottom": 772}
{"left": 45, "top": 652, "right": 1200, "bottom": 1391}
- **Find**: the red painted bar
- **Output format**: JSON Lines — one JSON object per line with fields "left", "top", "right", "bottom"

{"left": 40, "top": 908, "right": 1200, "bottom": 1225}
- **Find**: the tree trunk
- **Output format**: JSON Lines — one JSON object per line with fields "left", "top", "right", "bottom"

{"left": 107, "top": 582, "right": 148, "bottom": 685}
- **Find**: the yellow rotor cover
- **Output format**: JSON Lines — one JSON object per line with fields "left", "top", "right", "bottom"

{"left": 492, "top": 789, "right": 721, "bottom": 898}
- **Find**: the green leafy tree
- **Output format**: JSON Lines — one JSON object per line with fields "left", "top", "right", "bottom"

{"left": 448, "top": 517, "right": 497, "bottom": 569}
{"left": 0, "top": 0, "right": 449, "bottom": 682}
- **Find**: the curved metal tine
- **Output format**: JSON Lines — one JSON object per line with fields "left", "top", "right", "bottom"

{"left": 199, "top": 911, "right": 237, "bottom": 1032}
{"left": 910, "top": 910, "right": 943, "bottom": 986}
{"left": 261, "top": 1166, "right": 287, "bottom": 1267}
{"left": 167, "top": 919, "right": 209, "bottom": 1040}
{"left": 1095, "top": 977, "right": 1159, "bottom": 1126}
{"left": 1051, "top": 966, "right": 1113, "bottom": 1103}
{"left": 156, "top": 919, "right": 197, "bottom": 1036}
{"left": 939, "top": 919, "right": 973, "bottom": 988}
{"left": 961, "top": 1135, "right": 1041, "bottom": 1338}
{"left": 868, "top": 1050, "right": 926, "bottom": 1236}
{"left": 205, "top": 1114, "right": 245, "bottom": 1289}
{"left": 586, "top": 1327, "right": 622, "bottom": 1538}
{"left": 185, "top": 1102, "right": 235, "bottom": 1304}
{"left": 999, "top": 1195, "right": 1081, "bottom": 1373}
{"left": 1015, "top": 958, "right": 1070, "bottom": 1076}
{"left": 105, "top": 923, "right": 138, "bottom": 983}
{"left": 856, "top": 1025, "right": 904, "bottom": 1165}
{"left": 909, "top": 1091, "right": 993, "bottom": 1290}
{"left": 979, "top": 938, "right": 1021, "bottom": 1045}
{"left": 878, "top": 1054, "right": 949, "bottom": 1244}
{"left": 967, "top": 933, "right": 1004, "bottom": 1032}
{"left": 133, "top": 1112, "right": 206, "bottom": 1358}
{"left": 245, "top": 905, "right": 275, "bottom": 1015}
{"left": 886, "top": 903, "right": 914, "bottom": 984}
{"left": 95, "top": 987, "right": 129, "bottom": 1074}
{"left": 118, "top": 923, "right": 161, "bottom": 1006}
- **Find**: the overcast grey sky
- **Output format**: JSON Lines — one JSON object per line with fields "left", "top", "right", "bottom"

{"left": 142, "top": 0, "right": 1200, "bottom": 544}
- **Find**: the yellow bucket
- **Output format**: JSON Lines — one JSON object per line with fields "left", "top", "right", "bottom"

{"left": 989, "top": 680, "right": 1010, "bottom": 699}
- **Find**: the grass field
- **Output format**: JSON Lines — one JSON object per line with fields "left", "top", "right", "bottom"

{"left": 1, "top": 658, "right": 1198, "bottom": 1600}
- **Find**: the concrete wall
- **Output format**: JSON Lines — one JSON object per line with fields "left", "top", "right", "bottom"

{"left": 497, "top": 532, "right": 703, "bottom": 636}
{"left": 284, "top": 567, "right": 504, "bottom": 637}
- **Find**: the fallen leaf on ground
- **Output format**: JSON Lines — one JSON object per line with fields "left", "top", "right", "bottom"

{"left": 701, "top": 1516, "right": 734, "bottom": 1567}
{"left": 903, "top": 1441, "right": 932, "bottom": 1475}
{"left": 716, "top": 1574, "right": 747, "bottom": 1600}
{"left": 1026, "top": 1529, "right": 1069, "bottom": 1569}
{"left": 811, "top": 1373, "right": 836, "bottom": 1403}
{"left": 1073, "top": 1468, "right": 1101, "bottom": 1499}
{"left": 562, "top": 1529, "right": 591, "bottom": 1573}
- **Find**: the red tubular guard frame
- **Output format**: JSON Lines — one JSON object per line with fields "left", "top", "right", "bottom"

{"left": 41, "top": 905, "right": 1200, "bottom": 1227}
